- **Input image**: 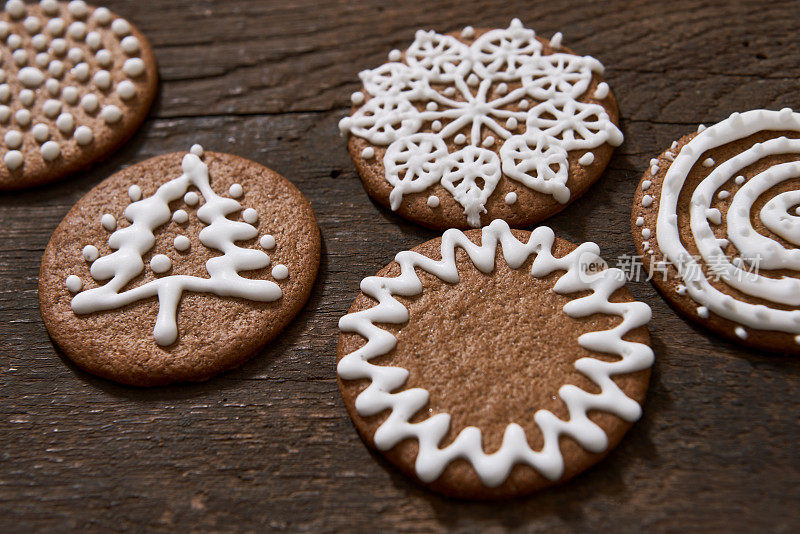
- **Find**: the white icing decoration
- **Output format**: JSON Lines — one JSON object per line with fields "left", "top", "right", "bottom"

{"left": 82, "top": 244, "right": 99, "bottom": 262}
{"left": 340, "top": 19, "right": 621, "bottom": 226}
{"left": 81, "top": 93, "right": 99, "bottom": 113}
{"left": 184, "top": 192, "right": 199, "bottom": 206}
{"left": 101, "top": 105, "right": 122, "bottom": 124}
{"left": 549, "top": 31, "right": 563, "bottom": 48}
{"left": 427, "top": 195, "right": 439, "bottom": 208}
{"left": 45, "top": 78, "right": 59, "bottom": 95}
{"left": 95, "top": 49, "right": 112, "bottom": 67}
{"left": 655, "top": 109, "right": 800, "bottom": 339}
{"left": 74, "top": 125, "right": 93, "bottom": 145}
{"left": 40, "top": 140, "right": 60, "bottom": 161}
{"left": 93, "top": 70, "right": 111, "bottom": 90}
{"left": 47, "top": 19, "right": 64, "bottom": 37}
{"left": 67, "top": 21, "right": 86, "bottom": 41}
{"left": 361, "top": 146, "right": 375, "bottom": 159}
{"left": 56, "top": 112, "right": 74, "bottom": 134}
{"left": 271, "top": 264, "right": 289, "bottom": 280}
{"left": 0, "top": 84, "right": 9, "bottom": 102}
{"left": 14, "top": 109, "right": 30, "bottom": 126}
{"left": 190, "top": 144, "right": 203, "bottom": 157}
{"left": 642, "top": 194, "right": 654, "bottom": 208}
{"left": 461, "top": 26, "right": 474, "bottom": 39}
{"left": 93, "top": 7, "right": 112, "bottom": 26}
{"left": 6, "top": 33, "right": 21, "bottom": 49}
{"left": 702, "top": 157, "right": 715, "bottom": 168}
{"left": 65, "top": 274, "right": 82, "bottom": 293}
{"left": 48, "top": 59, "right": 64, "bottom": 77}
{"left": 123, "top": 57, "right": 144, "bottom": 77}
{"left": 504, "top": 191, "right": 517, "bottom": 204}
{"left": 642, "top": 228, "right": 651, "bottom": 239}
{"left": 128, "top": 185, "right": 142, "bottom": 201}
{"left": 13, "top": 48, "right": 28, "bottom": 66}
{"left": 68, "top": 1, "right": 89, "bottom": 19}
{"left": 593, "top": 81, "right": 609, "bottom": 99}
{"left": 32, "top": 123, "right": 49, "bottom": 142}
{"left": 578, "top": 151, "right": 594, "bottom": 166}
{"left": 150, "top": 254, "right": 171, "bottom": 273}
{"left": 635, "top": 216, "right": 644, "bottom": 226}
{"left": 228, "top": 183, "right": 243, "bottom": 198}
{"left": 172, "top": 209, "right": 188, "bottom": 224}
{"left": 0, "top": 105, "right": 9, "bottom": 123}
{"left": 4, "top": 129, "right": 22, "bottom": 149}
{"left": 18, "top": 66, "right": 44, "bottom": 87}
{"left": 4, "top": 150, "right": 22, "bottom": 170}
{"left": 101, "top": 213, "right": 116, "bottom": 231}
{"left": 121, "top": 35, "right": 139, "bottom": 55}
{"left": 174, "top": 236, "right": 190, "bottom": 252}
{"left": 5, "top": 0, "right": 25, "bottom": 19}
{"left": 70, "top": 150, "right": 282, "bottom": 346}
{"left": 85, "top": 31, "right": 101, "bottom": 51}
{"left": 43, "top": 98, "right": 61, "bottom": 117}
{"left": 63, "top": 86, "right": 79, "bottom": 104}
{"left": 67, "top": 46, "right": 83, "bottom": 63}
{"left": 242, "top": 208, "right": 258, "bottom": 224}
{"left": 116, "top": 80, "right": 136, "bottom": 100}
{"left": 337, "top": 220, "right": 653, "bottom": 486}
{"left": 260, "top": 234, "right": 275, "bottom": 249}
{"left": 71, "top": 62, "right": 89, "bottom": 82}
{"left": 642, "top": 180, "right": 651, "bottom": 190}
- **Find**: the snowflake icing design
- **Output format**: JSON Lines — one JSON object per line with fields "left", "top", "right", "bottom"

{"left": 339, "top": 19, "right": 623, "bottom": 227}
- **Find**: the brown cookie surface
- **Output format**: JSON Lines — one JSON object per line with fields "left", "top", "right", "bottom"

{"left": 631, "top": 109, "right": 800, "bottom": 355}
{"left": 39, "top": 148, "right": 320, "bottom": 386}
{"left": 339, "top": 19, "right": 622, "bottom": 230}
{"left": 337, "top": 223, "right": 653, "bottom": 499}
{"left": 0, "top": 0, "right": 158, "bottom": 190}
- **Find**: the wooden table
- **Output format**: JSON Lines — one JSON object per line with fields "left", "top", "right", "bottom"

{"left": 2, "top": 0, "right": 798, "bottom": 531}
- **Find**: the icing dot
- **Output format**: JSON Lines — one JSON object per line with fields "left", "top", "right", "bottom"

{"left": 40, "top": 140, "right": 60, "bottom": 161}
{"left": 495, "top": 83, "right": 508, "bottom": 95}
{"left": 93, "top": 70, "right": 111, "bottom": 90}
{"left": 642, "top": 228, "right": 652, "bottom": 239}
{"left": 482, "top": 136, "right": 495, "bottom": 147}
{"left": 173, "top": 236, "right": 190, "bottom": 252}
{"left": 361, "top": 147, "right": 375, "bottom": 159}
{"left": 184, "top": 192, "right": 199, "bottom": 206}
{"left": 350, "top": 91, "right": 364, "bottom": 105}
{"left": 82, "top": 245, "right": 98, "bottom": 262}
{"left": 593, "top": 82, "right": 610, "bottom": 99}
{"left": 67, "top": 47, "right": 83, "bottom": 63}
{"left": 48, "top": 59, "right": 64, "bottom": 77}
{"left": 650, "top": 164, "right": 659, "bottom": 175}
{"left": 460, "top": 26, "right": 474, "bottom": 38}
{"left": 18, "top": 66, "right": 44, "bottom": 87}
{"left": 51, "top": 37, "right": 66, "bottom": 55}
{"left": 578, "top": 152, "right": 594, "bottom": 166}
{"left": 41, "top": 0, "right": 59, "bottom": 15}
{"left": 190, "top": 144, "right": 203, "bottom": 157}
{"left": 505, "top": 192, "right": 518, "bottom": 205}
{"left": 6, "top": 33, "right": 21, "bottom": 49}
{"left": 229, "top": 183, "right": 243, "bottom": 198}
{"left": 260, "top": 234, "right": 275, "bottom": 249}
{"left": 0, "top": 84, "right": 9, "bottom": 102}
{"left": 427, "top": 195, "right": 440, "bottom": 208}
{"left": 172, "top": 209, "right": 188, "bottom": 224}
{"left": 0, "top": 69, "right": 4, "bottom": 82}
{"left": 702, "top": 157, "right": 715, "bottom": 167}
{"left": 150, "top": 254, "right": 172, "bottom": 274}
{"left": 35, "top": 52, "right": 49, "bottom": 67}
{"left": 676, "top": 285, "right": 687, "bottom": 295}
{"left": 4, "top": 150, "right": 23, "bottom": 170}
{"left": 549, "top": 31, "right": 563, "bottom": 47}
{"left": 14, "top": 109, "right": 30, "bottom": 127}
{"left": 734, "top": 175, "right": 745, "bottom": 185}
{"left": 454, "top": 133, "right": 466, "bottom": 144}
{"left": 388, "top": 49, "right": 401, "bottom": 61}
{"left": 68, "top": 1, "right": 89, "bottom": 19}
{"left": 101, "top": 105, "right": 122, "bottom": 124}
{"left": 697, "top": 306, "right": 709, "bottom": 319}
{"left": 518, "top": 99, "right": 529, "bottom": 110}
{"left": 47, "top": 18, "right": 64, "bottom": 37}
{"left": 0, "top": 22, "right": 7, "bottom": 39}
{"left": 43, "top": 99, "right": 61, "bottom": 118}
{"left": 467, "top": 73, "right": 479, "bottom": 86}
{"left": 243, "top": 208, "right": 258, "bottom": 224}
{"left": 45, "top": 78, "right": 59, "bottom": 95}
{"left": 85, "top": 31, "right": 101, "bottom": 50}
{"left": 111, "top": 18, "right": 131, "bottom": 37}
{"left": 71, "top": 62, "right": 90, "bottom": 82}
{"left": 271, "top": 264, "right": 289, "bottom": 280}
{"left": 121, "top": 35, "right": 140, "bottom": 55}
{"left": 95, "top": 49, "right": 112, "bottom": 67}
{"left": 56, "top": 112, "right": 74, "bottom": 134}
{"left": 431, "top": 120, "right": 442, "bottom": 131}
{"left": 93, "top": 7, "right": 112, "bottom": 25}
{"left": 13, "top": 48, "right": 28, "bottom": 66}
{"left": 0, "top": 105, "right": 9, "bottom": 123}
{"left": 123, "top": 57, "right": 145, "bottom": 77}
{"left": 74, "top": 125, "right": 93, "bottom": 145}
{"left": 426, "top": 101, "right": 438, "bottom": 111}
{"left": 81, "top": 93, "right": 99, "bottom": 113}
{"left": 642, "top": 194, "right": 654, "bottom": 208}
{"left": 635, "top": 216, "right": 644, "bottom": 226}
{"left": 128, "top": 184, "right": 142, "bottom": 201}
{"left": 116, "top": 80, "right": 136, "bottom": 100}
{"left": 65, "top": 275, "right": 82, "bottom": 293}
{"left": 718, "top": 190, "right": 730, "bottom": 200}
{"left": 68, "top": 21, "right": 86, "bottom": 40}
{"left": 4, "top": 129, "right": 22, "bottom": 149}
{"left": 101, "top": 213, "right": 116, "bottom": 231}
{"left": 505, "top": 117, "right": 518, "bottom": 130}
{"left": 5, "top": 0, "right": 25, "bottom": 19}
{"left": 63, "top": 86, "right": 79, "bottom": 104}
{"left": 735, "top": 326, "right": 747, "bottom": 339}
{"left": 23, "top": 16, "right": 41, "bottom": 34}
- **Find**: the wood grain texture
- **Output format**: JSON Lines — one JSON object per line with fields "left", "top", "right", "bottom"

{"left": 1, "top": 0, "right": 799, "bottom": 531}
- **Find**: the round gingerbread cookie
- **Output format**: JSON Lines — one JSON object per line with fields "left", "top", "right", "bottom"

{"left": 338, "top": 19, "right": 623, "bottom": 230}
{"left": 39, "top": 145, "right": 320, "bottom": 386}
{"left": 337, "top": 220, "right": 653, "bottom": 499}
{"left": 632, "top": 108, "right": 800, "bottom": 355}
{"left": 0, "top": 0, "right": 158, "bottom": 190}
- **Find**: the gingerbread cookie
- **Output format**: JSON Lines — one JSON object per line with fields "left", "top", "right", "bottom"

{"left": 338, "top": 19, "right": 622, "bottom": 230}
{"left": 337, "top": 220, "right": 653, "bottom": 499}
{"left": 633, "top": 108, "right": 800, "bottom": 355}
{"left": 39, "top": 146, "right": 320, "bottom": 386}
{"left": 0, "top": 0, "right": 158, "bottom": 190}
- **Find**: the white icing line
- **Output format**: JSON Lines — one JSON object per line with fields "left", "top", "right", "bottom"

{"left": 337, "top": 220, "right": 653, "bottom": 486}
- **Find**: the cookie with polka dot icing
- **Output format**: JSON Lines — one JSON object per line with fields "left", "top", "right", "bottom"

{"left": 337, "top": 221, "right": 653, "bottom": 498}
{"left": 0, "top": 0, "right": 157, "bottom": 190}
{"left": 39, "top": 146, "right": 320, "bottom": 386}
{"left": 632, "top": 108, "right": 800, "bottom": 354}
{"left": 338, "top": 19, "right": 622, "bottom": 230}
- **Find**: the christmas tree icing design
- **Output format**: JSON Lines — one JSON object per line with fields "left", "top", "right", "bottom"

{"left": 66, "top": 146, "right": 284, "bottom": 346}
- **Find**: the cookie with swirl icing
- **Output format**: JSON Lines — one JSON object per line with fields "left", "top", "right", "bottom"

{"left": 633, "top": 109, "right": 800, "bottom": 354}
{"left": 39, "top": 146, "right": 320, "bottom": 386}
{"left": 0, "top": 0, "right": 157, "bottom": 190}
{"left": 337, "top": 221, "right": 653, "bottom": 498}
{"left": 339, "top": 19, "right": 623, "bottom": 230}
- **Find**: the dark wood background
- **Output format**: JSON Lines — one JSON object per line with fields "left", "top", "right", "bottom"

{"left": 1, "top": 0, "right": 799, "bottom": 531}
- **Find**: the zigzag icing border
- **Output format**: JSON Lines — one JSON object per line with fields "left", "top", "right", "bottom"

{"left": 337, "top": 220, "right": 653, "bottom": 487}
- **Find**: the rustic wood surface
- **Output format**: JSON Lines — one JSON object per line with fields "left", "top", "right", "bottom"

{"left": 1, "top": 0, "right": 799, "bottom": 531}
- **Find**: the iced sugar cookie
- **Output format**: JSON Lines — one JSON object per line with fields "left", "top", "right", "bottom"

{"left": 0, "top": 0, "right": 157, "bottom": 190}
{"left": 339, "top": 19, "right": 622, "bottom": 230}
{"left": 39, "top": 146, "right": 320, "bottom": 386}
{"left": 337, "top": 220, "right": 653, "bottom": 498}
{"left": 633, "top": 108, "right": 800, "bottom": 354}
